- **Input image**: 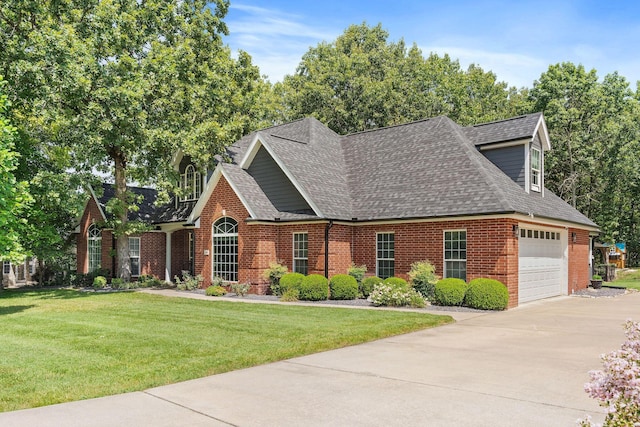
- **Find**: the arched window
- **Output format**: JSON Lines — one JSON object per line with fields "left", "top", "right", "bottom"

{"left": 87, "top": 224, "right": 102, "bottom": 272}
{"left": 212, "top": 217, "right": 238, "bottom": 282}
{"left": 181, "top": 164, "right": 202, "bottom": 201}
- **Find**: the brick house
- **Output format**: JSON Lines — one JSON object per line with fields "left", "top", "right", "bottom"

{"left": 76, "top": 113, "right": 598, "bottom": 307}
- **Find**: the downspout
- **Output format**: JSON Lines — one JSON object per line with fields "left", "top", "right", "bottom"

{"left": 324, "top": 220, "right": 334, "bottom": 278}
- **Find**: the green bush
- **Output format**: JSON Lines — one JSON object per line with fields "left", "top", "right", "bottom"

{"left": 279, "top": 272, "right": 305, "bottom": 294}
{"left": 408, "top": 260, "right": 439, "bottom": 300}
{"left": 347, "top": 264, "right": 366, "bottom": 287}
{"left": 231, "top": 282, "right": 251, "bottom": 297}
{"left": 383, "top": 277, "right": 408, "bottom": 287}
{"left": 205, "top": 285, "right": 226, "bottom": 296}
{"left": 111, "top": 278, "right": 131, "bottom": 290}
{"left": 329, "top": 274, "right": 358, "bottom": 300}
{"left": 280, "top": 288, "right": 299, "bottom": 302}
{"left": 361, "top": 276, "right": 382, "bottom": 298}
{"left": 262, "top": 261, "right": 288, "bottom": 296}
{"left": 464, "top": 278, "right": 509, "bottom": 310}
{"left": 299, "top": 274, "right": 329, "bottom": 301}
{"left": 434, "top": 278, "right": 468, "bottom": 306}
{"left": 92, "top": 276, "right": 107, "bottom": 289}
{"left": 174, "top": 272, "right": 203, "bottom": 291}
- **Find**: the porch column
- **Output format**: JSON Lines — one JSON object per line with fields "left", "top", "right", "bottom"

{"left": 165, "top": 231, "right": 174, "bottom": 283}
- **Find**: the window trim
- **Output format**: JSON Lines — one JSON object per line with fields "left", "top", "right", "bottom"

{"left": 2, "top": 261, "right": 10, "bottom": 275}
{"left": 180, "top": 164, "right": 202, "bottom": 202}
{"left": 212, "top": 217, "right": 239, "bottom": 282}
{"left": 292, "top": 232, "right": 309, "bottom": 275}
{"left": 376, "top": 232, "right": 395, "bottom": 279}
{"left": 129, "top": 237, "right": 141, "bottom": 277}
{"left": 444, "top": 229, "right": 467, "bottom": 281}
{"left": 531, "top": 147, "right": 541, "bottom": 192}
{"left": 87, "top": 223, "right": 102, "bottom": 273}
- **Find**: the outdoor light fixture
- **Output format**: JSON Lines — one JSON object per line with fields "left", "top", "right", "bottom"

{"left": 512, "top": 224, "right": 519, "bottom": 238}
{"left": 572, "top": 232, "right": 577, "bottom": 243}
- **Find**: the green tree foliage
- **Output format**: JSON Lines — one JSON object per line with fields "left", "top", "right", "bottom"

{"left": 275, "top": 23, "right": 525, "bottom": 134}
{"left": 529, "top": 63, "right": 640, "bottom": 261}
{"left": 0, "top": 0, "right": 273, "bottom": 280}
{"left": 0, "top": 78, "right": 31, "bottom": 263}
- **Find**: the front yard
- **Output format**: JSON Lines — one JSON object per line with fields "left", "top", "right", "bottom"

{"left": 607, "top": 268, "right": 640, "bottom": 290}
{"left": 0, "top": 289, "right": 452, "bottom": 412}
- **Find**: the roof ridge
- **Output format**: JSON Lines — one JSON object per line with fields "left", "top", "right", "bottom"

{"left": 471, "top": 112, "right": 541, "bottom": 128}
{"left": 441, "top": 118, "right": 516, "bottom": 212}
{"left": 345, "top": 116, "right": 442, "bottom": 137}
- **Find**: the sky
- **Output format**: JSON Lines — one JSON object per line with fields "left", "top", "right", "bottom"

{"left": 222, "top": 0, "right": 640, "bottom": 89}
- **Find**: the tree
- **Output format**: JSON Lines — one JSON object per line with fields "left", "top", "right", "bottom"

{"left": 0, "top": 0, "right": 273, "bottom": 281}
{"left": 0, "top": 78, "right": 31, "bottom": 265}
{"left": 275, "top": 23, "right": 524, "bottom": 134}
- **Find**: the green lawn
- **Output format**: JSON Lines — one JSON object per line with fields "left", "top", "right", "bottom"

{"left": 607, "top": 269, "right": 640, "bottom": 290}
{"left": 0, "top": 289, "right": 452, "bottom": 412}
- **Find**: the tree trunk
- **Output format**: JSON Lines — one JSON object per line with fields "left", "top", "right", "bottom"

{"left": 114, "top": 153, "right": 131, "bottom": 282}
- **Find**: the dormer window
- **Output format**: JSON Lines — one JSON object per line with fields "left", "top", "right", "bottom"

{"left": 180, "top": 164, "right": 202, "bottom": 201}
{"left": 531, "top": 148, "right": 541, "bottom": 192}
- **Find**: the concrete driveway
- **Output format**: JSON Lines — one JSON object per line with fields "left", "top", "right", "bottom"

{"left": 2, "top": 291, "right": 638, "bottom": 426}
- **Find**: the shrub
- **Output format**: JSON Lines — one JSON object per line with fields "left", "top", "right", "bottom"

{"left": 383, "top": 277, "right": 408, "bottom": 287}
{"left": 280, "top": 288, "right": 299, "bottom": 302}
{"left": 279, "top": 272, "right": 305, "bottom": 294}
{"left": 298, "top": 274, "right": 329, "bottom": 301}
{"left": 434, "top": 278, "right": 468, "bottom": 306}
{"left": 361, "top": 276, "right": 382, "bottom": 298}
{"left": 137, "top": 275, "right": 167, "bottom": 288}
{"left": 464, "top": 278, "right": 509, "bottom": 310}
{"left": 347, "top": 264, "right": 366, "bottom": 288}
{"left": 111, "top": 278, "right": 130, "bottom": 290}
{"left": 92, "top": 276, "right": 107, "bottom": 289}
{"left": 262, "top": 261, "right": 288, "bottom": 296}
{"left": 368, "top": 281, "right": 426, "bottom": 308}
{"left": 231, "top": 282, "right": 251, "bottom": 297}
{"left": 329, "top": 274, "right": 358, "bottom": 300}
{"left": 408, "top": 260, "right": 439, "bottom": 301}
{"left": 580, "top": 320, "right": 640, "bottom": 427}
{"left": 174, "top": 271, "right": 203, "bottom": 291}
{"left": 205, "top": 285, "right": 226, "bottom": 296}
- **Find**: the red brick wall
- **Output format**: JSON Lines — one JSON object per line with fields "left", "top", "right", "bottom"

{"left": 568, "top": 228, "right": 590, "bottom": 293}
{"left": 352, "top": 218, "right": 520, "bottom": 307}
{"left": 171, "top": 229, "right": 192, "bottom": 279}
{"left": 76, "top": 197, "right": 114, "bottom": 276}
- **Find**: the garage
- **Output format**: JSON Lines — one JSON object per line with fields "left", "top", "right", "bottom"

{"left": 518, "top": 227, "right": 566, "bottom": 303}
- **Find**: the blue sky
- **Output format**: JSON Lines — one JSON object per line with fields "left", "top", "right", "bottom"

{"left": 222, "top": 1, "right": 640, "bottom": 89}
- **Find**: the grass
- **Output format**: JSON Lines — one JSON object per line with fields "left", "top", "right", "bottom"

{"left": 0, "top": 289, "right": 452, "bottom": 412}
{"left": 607, "top": 269, "right": 640, "bottom": 290}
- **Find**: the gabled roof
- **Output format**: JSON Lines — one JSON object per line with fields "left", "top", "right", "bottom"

{"left": 464, "top": 112, "right": 550, "bottom": 150}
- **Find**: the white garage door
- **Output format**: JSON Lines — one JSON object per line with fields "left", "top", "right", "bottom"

{"left": 518, "top": 227, "right": 566, "bottom": 304}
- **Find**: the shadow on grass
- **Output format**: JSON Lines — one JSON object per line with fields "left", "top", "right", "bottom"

{"left": 0, "top": 288, "right": 103, "bottom": 301}
{"left": 0, "top": 304, "right": 36, "bottom": 315}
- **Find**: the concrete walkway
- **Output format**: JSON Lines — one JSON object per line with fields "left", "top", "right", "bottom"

{"left": 2, "top": 291, "right": 638, "bottom": 426}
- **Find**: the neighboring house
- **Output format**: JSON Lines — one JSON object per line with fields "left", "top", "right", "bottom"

{"left": 2, "top": 257, "right": 38, "bottom": 287}
{"left": 76, "top": 113, "right": 598, "bottom": 307}
{"left": 594, "top": 242, "right": 626, "bottom": 269}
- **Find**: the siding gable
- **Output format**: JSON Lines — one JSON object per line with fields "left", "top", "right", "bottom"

{"left": 482, "top": 145, "right": 526, "bottom": 188}
{"left": 247, "top": 146, "right": 313, "bottom": 214}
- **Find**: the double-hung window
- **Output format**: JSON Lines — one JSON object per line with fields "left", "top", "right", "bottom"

{"left": 531, "top": 148, "right": 541, "bottom": 192}
{"left": 2, "top": 261, "right": 10, "bottom": 275}
{"left": 129, "top": 237, "right": 141, "bottom": 277}
{"left": 293, "top": 233, "right": 308, "bottom": 275}
{"left": 212, "top": 217, "right": 238, "bottom": 282}
{"left": 376, "top": 232, "right": 395, "bottom": 279}
{"left": 444, "top": 230, "right": 466, "bottom": 281}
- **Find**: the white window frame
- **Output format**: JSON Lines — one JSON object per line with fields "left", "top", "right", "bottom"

{"left": 2, "top": 261, "right": 11, "bottom": 275}
{"left": 444, "top": 230, "right": 467, "bottom": 281}
{"left": 212, "top": 217, "right": 239, "bottom": 282}
{"left": 180, "top": 164, "right": 202, "bottom": 201}
{"left": 129, "top": 237, "right": 141, "bottom": 277}
{"left": 292, "top": 232, "right": 308, "bottom": 275}
{"left": 376, "top": 232, "right": 395, "bottom": 279}
{"left": 87, "top": 223, "right": 102, "bottom": 273}
{"left": 531, "top": 148, "right": 541, "bottom": 192}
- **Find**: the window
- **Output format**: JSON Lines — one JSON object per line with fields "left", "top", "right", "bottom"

{"left": 531, "top": 148, "right": 541, "bottom": 192}
{"left": 444, "top": 230, "right": 466, "bottom": 281}
{"left": 87, "top": 224, "right": 102, "bottom": 272}
{"left": 212, "top": 217, "right": 238, "bottom": 282}
{"left": 2, "top": 261, "right": 10, "bottom": 275}
{"left": 376, "top": 233, "right": 395, "bottom": 279}
{"left": 129, "top": 237, "right": 141, "bottom": 277}
{"left": 293, "top": 233, "right": 308, "bottom": 275}
{"left": 180, "top": 164, "right": 202, "bottom": 201}
{"left": 188, "top": 231, "right": 195, "bottom": 275}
